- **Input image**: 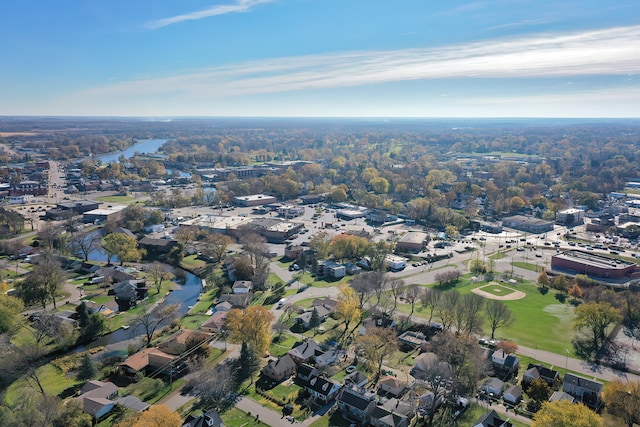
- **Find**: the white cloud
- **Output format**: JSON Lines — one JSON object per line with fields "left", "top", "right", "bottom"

{"left": 76, "top": 25, "right": 640, "bottom": 100}
{"left": 146, "top": 0, "right": 272, "bottom": 29}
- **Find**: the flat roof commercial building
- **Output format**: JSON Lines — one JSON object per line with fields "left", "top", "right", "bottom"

{"left": 396, "top": 231, "right": 428, "bottom": 253}
{"left": 83, "top": 205, "right": 127, "bottom": 223}
{"left": 551, "top": 250, "right": 639, "bottom": 279}
{"left": 233, "top": 194, "right": 278, "bottom": 207}
{"left": 502, "top": 215, "right": 554, "bottom": 234}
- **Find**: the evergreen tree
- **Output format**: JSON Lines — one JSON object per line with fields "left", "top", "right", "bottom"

{"left": 77, "top": 354, "right": 97, "bottom": 380}
{"left": 236, "top": 341, "right": 259, "bottom": 383}
{"left": 309, "top": 308, "right": 321, "bottom": 335}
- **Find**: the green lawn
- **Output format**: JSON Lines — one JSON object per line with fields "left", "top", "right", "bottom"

{"left": 221, "top": 407, "right": 271, "bottom": 427}
{"left": 96, "top": 195, "right": 137, "bottom": 204}
{"left": 270, "top": 333, "right": 299, "bottom": 357}
{"left": 182, "top": 313, "right": 210, "bottom": 330}
{"left": 395, "top": 279, "right": 576, "bottom": 355}
{"left": 5, "top": 363, "right": 82, "bottom": 406}
{"left": 478, "top": 284, "right": 516, "bottom": 297}
{"left": 180, "top": 255, "right": 207, "bottom": 270}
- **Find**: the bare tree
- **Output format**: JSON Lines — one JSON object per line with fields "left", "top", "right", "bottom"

{"left": 203, "top": 232, "right": 234, "bottom": 263}
{"left": 272, "top": 321, "right": 288, "bottom": 341}
{"left": 70, "top": 229, "right": 100, "bottom": 262}
{"left": 185, "top": 361, "right": 237, "bottom": 410}
{"left": 38, "top": 223, "right": 64, "bottom": 251}
{"left": 132, "top": 302, "right": 180, "bottom": 346}
{"left": 485, "top": 299, "right": 515, "bottom": 339}
{"left": 27, "top": 251, "right": 66, "bottom": 309}
{"left": 387, "top": 277, "right": 405, "bottom": 316}
{"left": 405, "top": 284, "right": 423, "bottom": 324}
{"left": 461, "top": 293, "right": 485, "bottom": 334}
{"left": 438, "top": 291, "right": 459, "bottom": 332}
{"left": 147, "top": 262, "right": 174, "bottom": 294}
{"left": 349, "top": 272, "right": 376, "bottom": 309}
{"left": 421, "top": 288, "right": 442, "bottom": 325}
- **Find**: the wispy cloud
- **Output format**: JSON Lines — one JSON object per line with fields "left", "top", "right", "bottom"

{"left": 146, "top": 0, "right": 272, "bottom": 29}
{"left": 76, "top": 25, "right": 640, "bottom": 100}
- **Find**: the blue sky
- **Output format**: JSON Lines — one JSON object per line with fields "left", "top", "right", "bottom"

{"left": 1, "top": 0, "right": 639, "bottom": 117}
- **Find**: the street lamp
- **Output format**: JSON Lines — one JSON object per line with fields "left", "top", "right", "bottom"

{"left": 565, "top": 349, "right": 570, "bottom": 370}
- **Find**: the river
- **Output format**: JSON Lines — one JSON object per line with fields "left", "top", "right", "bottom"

{"left": 96, "top": 138, "right": 167, "bottom": 164}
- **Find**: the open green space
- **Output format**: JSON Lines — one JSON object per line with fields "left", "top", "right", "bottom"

{"left": 478, "top": 284, "right": 516, "bottom": 297}
{"left": 95, "top": 194, "right": 137, "bottom": 204}
{"left": 395, "top": 279, "right": 576, "bottom": 355}
{"left": 270, "top": 333, "right": 299, "bottom": 357}
{"left": 220, "top": 407, "right": 271, "bottom": 427}
{"left": 179, "top": 254, "right": 207, "bottom": 271}
{"left": 5, "top": 363, "right": 82, "bottom": 407}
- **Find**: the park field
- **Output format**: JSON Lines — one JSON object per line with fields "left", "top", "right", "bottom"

{"left": 396, "top": 278, "right": 576, "bottom": 355}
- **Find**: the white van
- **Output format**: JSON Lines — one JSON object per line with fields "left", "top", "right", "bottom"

{"left": 276, "top": 298, "right": 286, "bottom": 309}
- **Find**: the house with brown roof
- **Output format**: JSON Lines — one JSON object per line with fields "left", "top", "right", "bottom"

{"left": 262, "top": 354, "right": 297, "bottom": 383}
{"left": 157, "top": 329, "right": 212, "bottom": 356}
{"left": 201, "top": 311, "right": 228, "bottom": 332}
{"left": 120, "top": 347, "right": 177, "bottom": 377}
{"left": 218, "top": 292, "right": 252, "bottom": 308}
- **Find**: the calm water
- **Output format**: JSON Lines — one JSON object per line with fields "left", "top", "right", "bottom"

{"left": 82, "top": 270, "right": 202, "bottom": 349}
{"left": 96, "top": 139, "right": 167, "bottom": 163}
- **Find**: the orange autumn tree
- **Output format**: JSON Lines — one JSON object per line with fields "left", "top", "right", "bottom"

{"left": 116, "top": 405, "right": 181, "bottom": 427}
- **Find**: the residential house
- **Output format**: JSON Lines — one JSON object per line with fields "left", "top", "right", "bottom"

{"left": 418, "top": 392, "right": 443, "bottom": 415}
{"left": 84, "top": 300, "right": 119, "bottom": 316}
{"left": 472, "top": 409, "right": 513, "bottom": 427}
{"left": 370, "top": 398, "right": 414, "bottom": 427}
{"left": 287, "top": 340, "right": 324, "bottom": 365}
{"left": 138, "top": 237, "right": 178, "bottom": 254}
{"left": 344, "top": 371, "right": 368, "bottom": 388}
{"left": 491, "top": 349, "right": 519, "bottom": 375}
{"left": 200, "top": 311, "right": 228, "bottom": 333}
{"left": 503, "top": 385, "right": 522, "bottom": 406}
{"left": 549, "top": 391, "right": 576, "bottom": 404}
{"left": 398, "top": 330, "right": 428, "bottom": 349}
{"left": 218, "top": 293, "right": 252, "bottom": 308}
{"left": 157, "top": 329, "right": 212, "bottom": 356}
{"left": 522, "top": 363, "right": 559, "bottom": 387}
{"left": 214, "top": 301, "right": 233, "bottom": 312}
{"left": 337, "top": 386, "right": 377, "bottom": 425}
{"left": 481, "top": 377, "right": 504, "bottom": 398}
{"left": 262, "top": 354, "right": 297, "bottom": 383}
{"left": 305, "top": 376, "right": 341, "bottom": 405}
{"left": 96, "top": 266, "right": 136, "bottom": 283}
{"left": 232, "top": 280, "right": 253, "bottom": 294}
{"left": 312, "top": 297, "right": 338, "bottom": 314}
{"left": 120, "top": 347, "right": 177, "bottom": 377}
{"left": 296, "top": 364, "right": 318, "bottom": 383}
{"left": 75, "top": 380, "right": 119, "bottom": 420}
{"left": 378, "top": 376, "right": 407, "bottom": 397}
{"left": 115, "top": 395, "right": 150, "bottom": 413}
{"left": 562, "top": 373, "right": 603, "bottom": 410}
{"left": 113, "top": 280, "right": 149, "bottom": 311}
{"left": 314, "top": 349, "right": 338, "bottom": 368}
{"left": 182, "top": 409, "right": 224, "bottom": 427}
{"left": 295, "top": 306, "right": 330, "bottom": 330}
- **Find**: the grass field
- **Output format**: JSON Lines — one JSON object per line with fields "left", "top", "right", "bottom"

{"left": 179, "top": 255, "right": 207, "bottom": 271}
{"left": 5, "top": 363, "right": 81, "bottom": 406}
{"left": 478, "top": 284, "right": 516, "bottom": 297}
{"left": 95, "top": 195, "right": 138, "bottom": 204}
{"left": 221, "top": 407, "right": 271, "bottom": 427}
{"left": 394, "top": 278, "right": 577, "bottom": 355}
